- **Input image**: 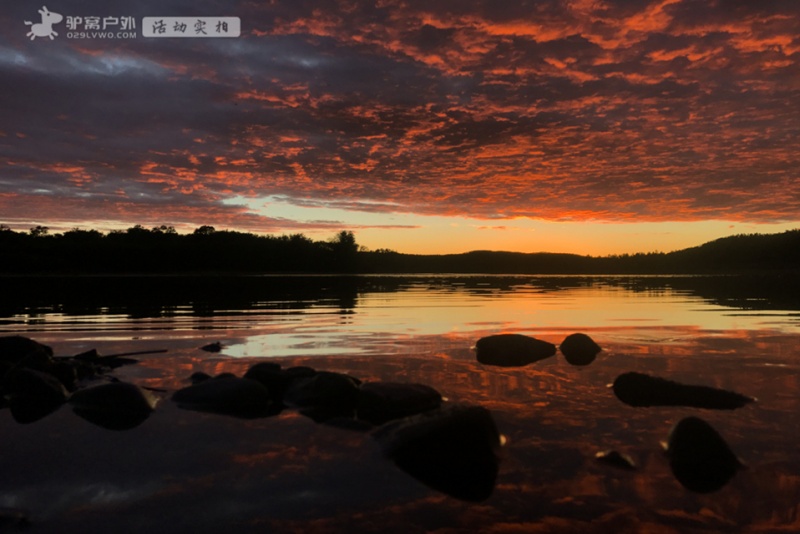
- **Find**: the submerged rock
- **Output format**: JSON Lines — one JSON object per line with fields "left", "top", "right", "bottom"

{"left": 0, "top": 336, "right": 53, "bottom": 367}
{"left": 612, "top": 372, "right": 754, "bottom": 409}
{"left": 560, "top": 333, "right": 601, "bottom": 366}
{"left": 242, "top": 361, "right": 282, "bottom": 381}
{"left": 189, "top": 371, "right": 213, "bottom": 384}
{"left": 243, "top": 362, "right": 316, "bottom": 404}
{"left": 475, "top": 334, "right": 556, "bottom": 367}
{"left": 373, "top": 404, "right": 502, "bottom": 502}
{"left": 283, "top": 371, "right": 361, "bottom": 413}
{"left": 48, "top": 360, "right": 79, "bottom": 391}
{"left": 4, "top": 368, "right": 68, "bottom": 424}
{"left": 200, "top": 341, "right": 223, "bottom": 353}
{"left": 664, "top": 416, "right": 743, "bottom": 493}
{"left": 595, "top": 450, "right": 637, "bottom": 471}
{"left": 72, "top": 349, "right": 139, "bottom": 370}
{"left": 0, "top": 337, "right": 152, "bottom": 423}
{"left": 357, "top": 382, "right": 443, "bottom": 425}
{"left": 172, "top": 376, "right": 273, "bottom": 418}
{"left": 1, "top": 337, "right": 143, "bottom": 394}
{"left": 214, "top": 372, "right": 237, "bottom": 380}
{"left": 69, "top": 382, "right": 158, "bottom": 430}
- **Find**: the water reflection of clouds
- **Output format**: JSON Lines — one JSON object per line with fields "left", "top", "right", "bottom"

{"left": 3, "top": 277, "right": 798, "bottom": 359}
{"left": 367, "top": 284, "right": 798, "bottom": 336}
{"left": 1, "top": 327, "right": 799, "bottom": 531}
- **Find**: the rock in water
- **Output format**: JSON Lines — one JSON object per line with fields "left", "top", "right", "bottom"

{"left": 283, "top": 370, "right": 362, "bottom": 423}
{"left": 172, "top": 376, "right": 272, "bottom": 418}
{"left": 0, "top": 336, "right": 53, "bottom": 366}
{"left": 200, "top": 342, "right": 222, "bottom": 353}
{"left": 560, "top": 333, "right": 601, "bottom": 366}
{"left": 283, "top": 371, "right": 361, "bottom": 411}
{"left": 69, "top": 382, "right": 158, "bottom": 430}
{"left": 373, "top": 404, "right": 502, "bottom": 502}
{"left": 612, "top": 372, "right": 754, "bottom": 409}
{"left": 357, "top": 382, "right": 442, "bottom": 425}
{"left": 475, "top": 334, "right": 556, "bottom": 367}
{"left": 4, "top": 368, "right": 68, "bottom": 424}
{"left": 189, "top": 371, "right": 213, "bottom": 384}
{"left": 243, "top": 363, "right": 316, "bottom": 404}
{"left": 595, "top": 450, "right": 637, "bottom": 471}
{"left": 242, "top": 361, "right": 282, "bottom": 382}
{"left": 664, "top": 416, "right": 743, "bottom": 493}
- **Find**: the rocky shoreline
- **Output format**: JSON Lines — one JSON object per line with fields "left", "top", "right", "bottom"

{"left": 0, "top": 331, "right": 763, "bottom": 530}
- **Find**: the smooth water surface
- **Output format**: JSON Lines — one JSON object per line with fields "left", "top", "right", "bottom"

{"left": 1, "top": 274, "right": 799, "bottom": 532}
{"left": 2, "top": 274, "right": 798, "bottom": 356}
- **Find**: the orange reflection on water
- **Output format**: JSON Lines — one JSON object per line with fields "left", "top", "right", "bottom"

{"left": 1, "top": 314, "right": 798, "bottom": 532}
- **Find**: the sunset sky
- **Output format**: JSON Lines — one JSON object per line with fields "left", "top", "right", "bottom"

{"left": 1, "top": 0, "right": 798, "bottom": 255}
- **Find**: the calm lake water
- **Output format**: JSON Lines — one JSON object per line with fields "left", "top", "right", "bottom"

{"left": 2, "top": 274, "right": 798, "bottom": 356}
{"left": 1, "top": 274, "right": 799, "bottom": 532}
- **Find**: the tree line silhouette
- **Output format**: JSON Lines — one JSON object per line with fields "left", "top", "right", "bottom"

{"left": 0, "top": 225, "right": 359, "bottom": 274}
{"left": 1, "top": 224, "right": 798, "bottom": 274}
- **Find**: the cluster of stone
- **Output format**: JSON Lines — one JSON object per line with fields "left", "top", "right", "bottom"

{"left": 0, "top": 336, "right": 154, "bottom": 428}
{"left": 611, "top": 372, "right": 751, "bottom": 492}
{"left": 174, "top": 362, "right": 502, "bottom": 502}
{"left": 473, "top": 331, "right": 751, "bottom": 493}
{"left": 2, "top": 335, "right": 504, "bottom": 502}
{"left": 3, "top": 330, "right": 754, "bottom": 498}
{"left": 475, "top": 332, "right": 601, "bottom": 367}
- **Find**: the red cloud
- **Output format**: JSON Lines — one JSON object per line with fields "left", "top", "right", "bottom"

{"left": 2, "top": 0, "right": 797, "bottom": 235}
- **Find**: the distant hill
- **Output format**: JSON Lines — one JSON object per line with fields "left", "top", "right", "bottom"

{"left": 661, "top": 229, "right": 800, "bottom": 273}
{"left": 1, "top": 225, "right": 798, "bottom": 274}
{"left": 361, "top": 229, "right": 800, "bottom": 274}
{"left": 358, "top": 249, "right": 597, "bottom": 274}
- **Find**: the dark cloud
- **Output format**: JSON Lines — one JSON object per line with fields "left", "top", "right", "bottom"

{"left": 0, "top": 0, "right": 798, "bottom": 233}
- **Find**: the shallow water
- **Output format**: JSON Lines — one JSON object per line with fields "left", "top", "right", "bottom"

{"left": 1, "top": 275, "right": 799, "bottom": 532}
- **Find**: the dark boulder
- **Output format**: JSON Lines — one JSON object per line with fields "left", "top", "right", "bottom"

{"left": 73, "top": 348, "right": 99, "bottom": 361}
{"left": 172, "top": 376, "right": 273, "bottom": 418}
{"left": 664, "top": 416, "right": 743, "bottom": 493}
{"left": 283, "top": 371, "right": 361, "bottom": 413}
{"left": 61, "top": 348, "right": 139, "bottom": 384}
{"left": 243, "top": 362, "right": 316, "bottom": 404}
{"left": 613, "top": 372, "right": 754, "bottom": 409}
{"left": 357, "top": 382, "right": 443, "bottom": 425}
{"left": 73, "top": 348, "right": 139, "bottom": 368}
{"left": 3, "top": 368, "right": 68, "bottom": 424}
{"left": 189, "top": 371, "right": 213, "bottom": 384}
{"left": 475, "top": 334, "right": 556, "bottom": 367}
{"left": 48, "top": 360, "right": 79, "bottom": 391}
{"left": 0, "top": 336, "right": 53, "bottom": 371}
{"left": 242, "top": 361, "right": 282, "bottom": 380}
{"left": 213, "top": 372, "right": 237, "bottom": 380}
{"left": 560, "top": 333, "right": 601, "bottom": 366}
{"left": 69, "top": 382, "right": 158, "bottom": 430}
{"left": 373, "top": 404, "right": 502, "bottom": 502}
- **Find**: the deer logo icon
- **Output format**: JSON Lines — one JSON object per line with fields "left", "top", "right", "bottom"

{"left": 25, "top": 6, "right": 63, "bottom": 40}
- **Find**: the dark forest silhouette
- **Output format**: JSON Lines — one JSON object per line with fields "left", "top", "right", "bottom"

{"left": 1, "top": 224, "right": 798, "bottom": 274}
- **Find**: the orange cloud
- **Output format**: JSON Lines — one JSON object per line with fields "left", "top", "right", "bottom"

{"left": 1, "top": 0, "right": 796, "bottom": 241}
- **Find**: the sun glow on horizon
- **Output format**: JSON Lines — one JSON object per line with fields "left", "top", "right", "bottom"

{"left": 211, "top": 195, "right": 799, "bottom": 256}
{"left": 3, "top": 192, "right": 797, "bottom": 256}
